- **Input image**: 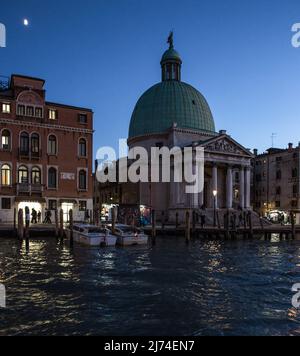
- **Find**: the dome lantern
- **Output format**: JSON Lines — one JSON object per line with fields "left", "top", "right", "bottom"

{"left": 161, "top": 32, "right": 182, "bottom": 82}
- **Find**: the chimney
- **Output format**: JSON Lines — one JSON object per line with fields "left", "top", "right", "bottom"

{"left": 288, "top": 143, "right": 293, "bottom": 151}
{"left": 253, "top": 149, "right": 258, "bottom": 156}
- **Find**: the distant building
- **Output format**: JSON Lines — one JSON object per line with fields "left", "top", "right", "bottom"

{"left": 0, "top": 74, "right": 93, "bottom": 223}
{"left": 96, "top": 36, "right": 253, "bottom": 223}
{"left": 252, "top": 143, "right": 300, "bottom": 216}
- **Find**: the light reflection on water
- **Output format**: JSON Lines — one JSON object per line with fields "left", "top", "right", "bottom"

{"left": 0, "top": 236, "right": 300, "bottom": 336}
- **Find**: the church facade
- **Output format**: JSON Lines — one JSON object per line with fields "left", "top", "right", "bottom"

{"left": 97, "top": 35, "right": 253, "bottom": 222}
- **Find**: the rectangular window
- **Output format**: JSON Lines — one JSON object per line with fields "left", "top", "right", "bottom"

{"left": 49, "top": 109, "right": 57, "bottom": 120}
{"left": 79, "top": 201, "right": 87, "bottom": 211}
{"left": 78, "top": 114, "right": 87, "bottom": 124}
{"left": 48, "top": 200, "right": 57, "bottom": 211}
{"left": 26, "top": 106, "right": 34, "bottom": 117}
{"left": 2, "top": 103, "right": 11, "bottom": 114}
{"left": 1, "top": 198, "right": 11, "bottom": 210}
{"left": 17, "top": 105, "right": 25, "bottom": 116}
{"left": 35, "top": 107, "right": 43, "bottom": 118}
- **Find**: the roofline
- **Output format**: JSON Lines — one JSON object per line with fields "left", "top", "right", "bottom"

{"left": 46, "top": 101, "right": 93, "bottom": 113}
{"left": 11, "top": 74, "right": 46, "bottom": 85}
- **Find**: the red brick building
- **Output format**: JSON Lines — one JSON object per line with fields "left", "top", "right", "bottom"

{"left": 0, "top": 74, "right": 93, "bottom": 223}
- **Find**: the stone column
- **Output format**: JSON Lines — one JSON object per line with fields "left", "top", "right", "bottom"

{"left": 239, "top": 166, "right": 245, "bottom": 209}
{"left": 226, "top": 166, "right": 233, "bottom": 209}
{"left": 245, "top": 166, "right": 251, "bottom": 209}
{"left": 212, "top": 164, "right": 218, "bottom": 208}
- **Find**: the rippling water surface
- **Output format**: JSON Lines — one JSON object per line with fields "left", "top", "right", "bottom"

{"left": 0, "top": 236, "right": 300, "bottom": 336}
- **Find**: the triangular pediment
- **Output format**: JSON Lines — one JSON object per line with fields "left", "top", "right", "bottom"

{"left": 200, "top": 135, "right": 253, "bottom": 157}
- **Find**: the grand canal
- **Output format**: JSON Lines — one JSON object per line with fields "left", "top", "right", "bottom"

{"left": 0, "top": 236, "right": 300, "bottom": 336}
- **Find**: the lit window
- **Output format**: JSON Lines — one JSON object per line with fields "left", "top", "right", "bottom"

{"left": 26, "top": 106, "right": 34, "bottom": 117}
{"left": 17, "top": 105, "right": 25, "bottom": 116}
{"left": 48, "top": 109, "right": 57, "bottom": 120}
{"left": 32, "top": 167, "right": 41, "bottom": 185}
{"left": 2, "top": 103, "right": 11, "bottom": 114}
{"left": 35, "top": 107, "right": 43, "bottom": 118}
{"left": 1, "top": 130, "right": 11, "bottom": 151}
{"left": 18, "top": 166, "right": 28, "bottom": 184}
{"left": 79, "top": 201, "right": 87, "bottom": 211}
{"left": 1, "top": 165, "right": 11, "bottom": 186}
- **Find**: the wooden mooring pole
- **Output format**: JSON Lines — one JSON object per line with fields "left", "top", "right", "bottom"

{"left": 13, "top": 208, "right": 17, "bottom": 237}
{"left": 59, "top": 209, "right": 64, "bottom": 241}
{"left": 185, "top": 211, "right": 191, "bottom": 243}
{"left": 69, "top": 209, "right": 74, "bottom": 247}
{"left": 291, "top": 212, "right": 296, "bottom": 240}
{"left": 24, "top": 207, "right": 30, "bottom": 249}
{"left": 151, "top": 210, "right": 156, "bottom": 245}
{"left": 248, "top": 211, "right": 253, "bottom": 239}
{"left": 17, "top": 209, "right": 24, "bottom": 241}
{"left": 112, "top": 207, "right": 116, "bottom": 234}
{"left": 161, "top": 211, "right": 165, "bottom": 233}
{"left": 55, "top": 209, "right": 59, "bottom": 239}
{"left": 175, "top": 212, "right": 179, "bottom": 229}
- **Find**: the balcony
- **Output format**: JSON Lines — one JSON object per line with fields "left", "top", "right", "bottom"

{"left": 18, "top": 149, "right": 42, "bottom": 160}
{"left": 17, "top": 183, "right": 43, "bottom": 196}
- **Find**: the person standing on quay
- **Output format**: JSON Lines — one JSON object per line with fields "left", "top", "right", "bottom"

{"left": 25, "top": 207, "right": 30, "bottom": 228}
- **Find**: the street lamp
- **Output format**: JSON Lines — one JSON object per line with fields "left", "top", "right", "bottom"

{"left": 213, "top": 190, "right": 218, "bottom": 227}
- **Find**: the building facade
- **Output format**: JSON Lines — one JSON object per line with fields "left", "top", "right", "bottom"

{"left": 96, "top": 35, "right": 254, "bottom": 223}
{"left": 0, "top": 74, "right": 93, "bottom": 223}
{"left": 253, "top": 143, "right": 300, "bottom": 216}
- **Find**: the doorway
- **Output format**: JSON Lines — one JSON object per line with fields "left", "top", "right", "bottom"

{"left": 61, "top": 203, "right": 74, "bottom": 223}
{"left": 18, "top": 202, "right": 42, "bottom": 223}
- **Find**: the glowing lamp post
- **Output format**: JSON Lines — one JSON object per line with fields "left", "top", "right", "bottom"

{"left": 213, "top": 190, "right": 218, "bottom": 227}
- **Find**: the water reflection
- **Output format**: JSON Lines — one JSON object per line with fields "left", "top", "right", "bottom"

{"left": 0, "top": 237, "right": 299, "bottom": 335}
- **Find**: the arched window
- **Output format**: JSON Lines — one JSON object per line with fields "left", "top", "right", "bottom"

{"left": 1, "top": 130, "right": 11, "bottom": 151}
{"left": 18, "top": 166, "right": 28, "bottom": 184}
{"left": 20, "top": 132, "right": 29, "bottom": 154}
{"left": 79, "top": 170, "right": 87, "bottom": 190}
{"left": 48, "top": 135, "right": 57, "bottom": 155}
{"left": 48, "top": 167, "right": 57, "bottom": 189}
{"left": 79, "top": 138, "right": 87, "bottom": 157}
{"left": 1, "top": 164, "right": 11, "bottom": 186}
{"left": 31, "top": 133, "right": 40, "bottom": 154}
{"left": 32, "top": 167, "right": 41, "bottom": 185}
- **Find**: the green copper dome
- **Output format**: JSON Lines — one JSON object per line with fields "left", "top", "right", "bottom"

{"left": 161, "top": 48, "right": 182, "bottom": 63}
{"left": 129, "top": 81, "right": 216, "bottom": 139}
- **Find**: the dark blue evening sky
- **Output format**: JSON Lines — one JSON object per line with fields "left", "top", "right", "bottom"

{"left": 1, "top": 0, "right": 300, "bottom": 158}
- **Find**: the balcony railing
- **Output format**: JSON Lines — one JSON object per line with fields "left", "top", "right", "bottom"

{"left": 18, "top": 149, "right": 42, "bottom": 160}
{"left": 17, "top": 183, "right": 43, "bottom": 196}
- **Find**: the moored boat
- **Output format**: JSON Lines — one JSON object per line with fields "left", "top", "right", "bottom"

{"left": 110, "top": 224, "right": 149, "bottom": 246}
{"left": 65, "top": 224, "right": 117, "bottom": 247}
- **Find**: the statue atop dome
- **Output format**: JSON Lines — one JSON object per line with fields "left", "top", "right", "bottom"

{"left": 167, "top": 31, "right": 174, "bottom": 49}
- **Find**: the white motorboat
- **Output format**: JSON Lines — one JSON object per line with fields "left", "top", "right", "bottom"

{"left": 66, "top": 224, "right": 117, "bottom": 247}
{"left": 110, "top": 224, "right": 149, "bottom": 246}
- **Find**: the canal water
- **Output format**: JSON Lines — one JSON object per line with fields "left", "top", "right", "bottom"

{"left": 0, "top": 236, "right": 300, "bottom": 336}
